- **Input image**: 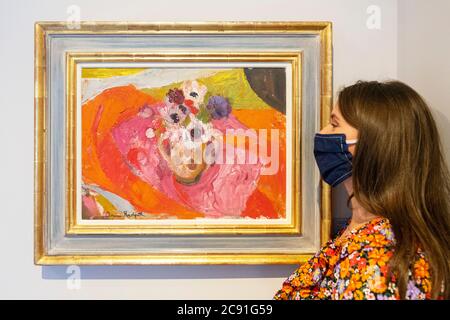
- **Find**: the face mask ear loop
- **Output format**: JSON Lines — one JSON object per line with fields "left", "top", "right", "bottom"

{"left": 346, "top": 139, "right": 358, "bottom": 145}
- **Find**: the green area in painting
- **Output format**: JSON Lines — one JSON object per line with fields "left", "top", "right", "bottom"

{"left": 141, "top": 69, "right": 271, "bottom": 110}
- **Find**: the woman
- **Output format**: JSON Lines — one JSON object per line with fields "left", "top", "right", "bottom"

{"left": 273, "top": 80, "right": 449, "bottom": 300}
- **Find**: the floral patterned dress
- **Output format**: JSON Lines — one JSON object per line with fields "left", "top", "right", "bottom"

{"left": 273, "top": 217, "right": 440, "bottom": 300}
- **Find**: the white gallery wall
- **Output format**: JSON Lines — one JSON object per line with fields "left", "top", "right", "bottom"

{"left": 0, "top": 0, "right": 444, "bottom": 299}
{"left": 398, "top": 0, "right": 450, "bottom": 161}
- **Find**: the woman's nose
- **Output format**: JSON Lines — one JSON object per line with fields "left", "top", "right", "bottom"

{"left": 319, "top": 123, "right": 333, "bottom": 134}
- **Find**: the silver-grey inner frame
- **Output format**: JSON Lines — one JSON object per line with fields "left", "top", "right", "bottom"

{"left": 46, "top": 33, "right": 322, "bottom": 255}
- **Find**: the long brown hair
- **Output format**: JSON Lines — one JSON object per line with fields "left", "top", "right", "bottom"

{"left": 338, "top": 80, "right": 450, "bottom": 299}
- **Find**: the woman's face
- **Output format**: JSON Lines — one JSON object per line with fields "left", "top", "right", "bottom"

{"left": 320, "top": 103, "right": 359, "bottom": 155}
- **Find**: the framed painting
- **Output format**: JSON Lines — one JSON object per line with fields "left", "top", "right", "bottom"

{"left": 35, "top": 21, "right": 333, "bottom": 265}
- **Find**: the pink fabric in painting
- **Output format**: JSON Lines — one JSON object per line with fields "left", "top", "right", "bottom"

{"left": 111, "top": 103, "right": 262, "bottom": 218}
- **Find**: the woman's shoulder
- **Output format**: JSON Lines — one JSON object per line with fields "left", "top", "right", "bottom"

{"left": 345, "top": 217, "right": 395, "bottom": 249}
{"left": 335, "top": 217, "right": 438, "bottom": 299}
{"left": 329, "top": 217, "right": 395, "bottom": 258}
{"left": 273, "top": 216, "right": 438, "bottom": 299}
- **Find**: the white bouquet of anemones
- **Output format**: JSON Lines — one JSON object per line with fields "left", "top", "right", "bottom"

{"left": 154, "top": 80, "right": 232, "bottom": 184}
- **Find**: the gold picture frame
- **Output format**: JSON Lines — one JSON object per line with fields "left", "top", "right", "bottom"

{"left": 35, "top": 21, "right": 332, "bottom": 265}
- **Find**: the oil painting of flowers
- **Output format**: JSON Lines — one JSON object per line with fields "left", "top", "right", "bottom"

{"left": 80, "top": 66, "right": 288, "bottom": 223}
{"left": 35, "top": 22, "right": 331, "bottom": 264}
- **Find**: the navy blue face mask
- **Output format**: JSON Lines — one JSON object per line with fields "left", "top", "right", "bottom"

{"left": 313, "top": 133, "right": 358, "bottom": 187}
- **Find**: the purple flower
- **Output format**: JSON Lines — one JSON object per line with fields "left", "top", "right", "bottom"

{"left": 406, "top": 280, "right": 421, "bottom": 300}
{"left": 206, "top": 95, "right": 231, "bottom": 119}
{"left": 167, "top": 88, "right": 185, "bottom": 105}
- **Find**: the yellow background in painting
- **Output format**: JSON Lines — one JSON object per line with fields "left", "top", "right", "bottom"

{"left": 82, "top": 68, "right": 148, "bottom": 78}
{"left": 82, "top": 67, "right": 273, "bottom": 110}
{"left": 141, "top": 69, "right": 272, "bottom": 110}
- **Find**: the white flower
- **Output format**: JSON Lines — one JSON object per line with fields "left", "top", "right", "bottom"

{"left": 145, "top": 128, "right": 155, "bottom": 139}
{"left": 182, "top": 80, "right": 207, "bottom": 109}
{"left": 366, "top": 292, "right": 375, "bottom": 300}
{"left": 181, "top": 115, "right": 214, "bottom": 149}
{"left": 343, "top": 291, "right": 353, "bottom": 300}
{"left": 158, "top": 103, "right": 188, "bottom": 127}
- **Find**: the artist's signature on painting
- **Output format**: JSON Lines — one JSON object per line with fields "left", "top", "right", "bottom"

{"left": 122, "top": 211, "right": 145, "bottom": 218}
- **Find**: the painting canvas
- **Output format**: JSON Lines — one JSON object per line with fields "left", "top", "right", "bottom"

{"left": 80, "top": 66, "right": 287, "bottom": 224}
